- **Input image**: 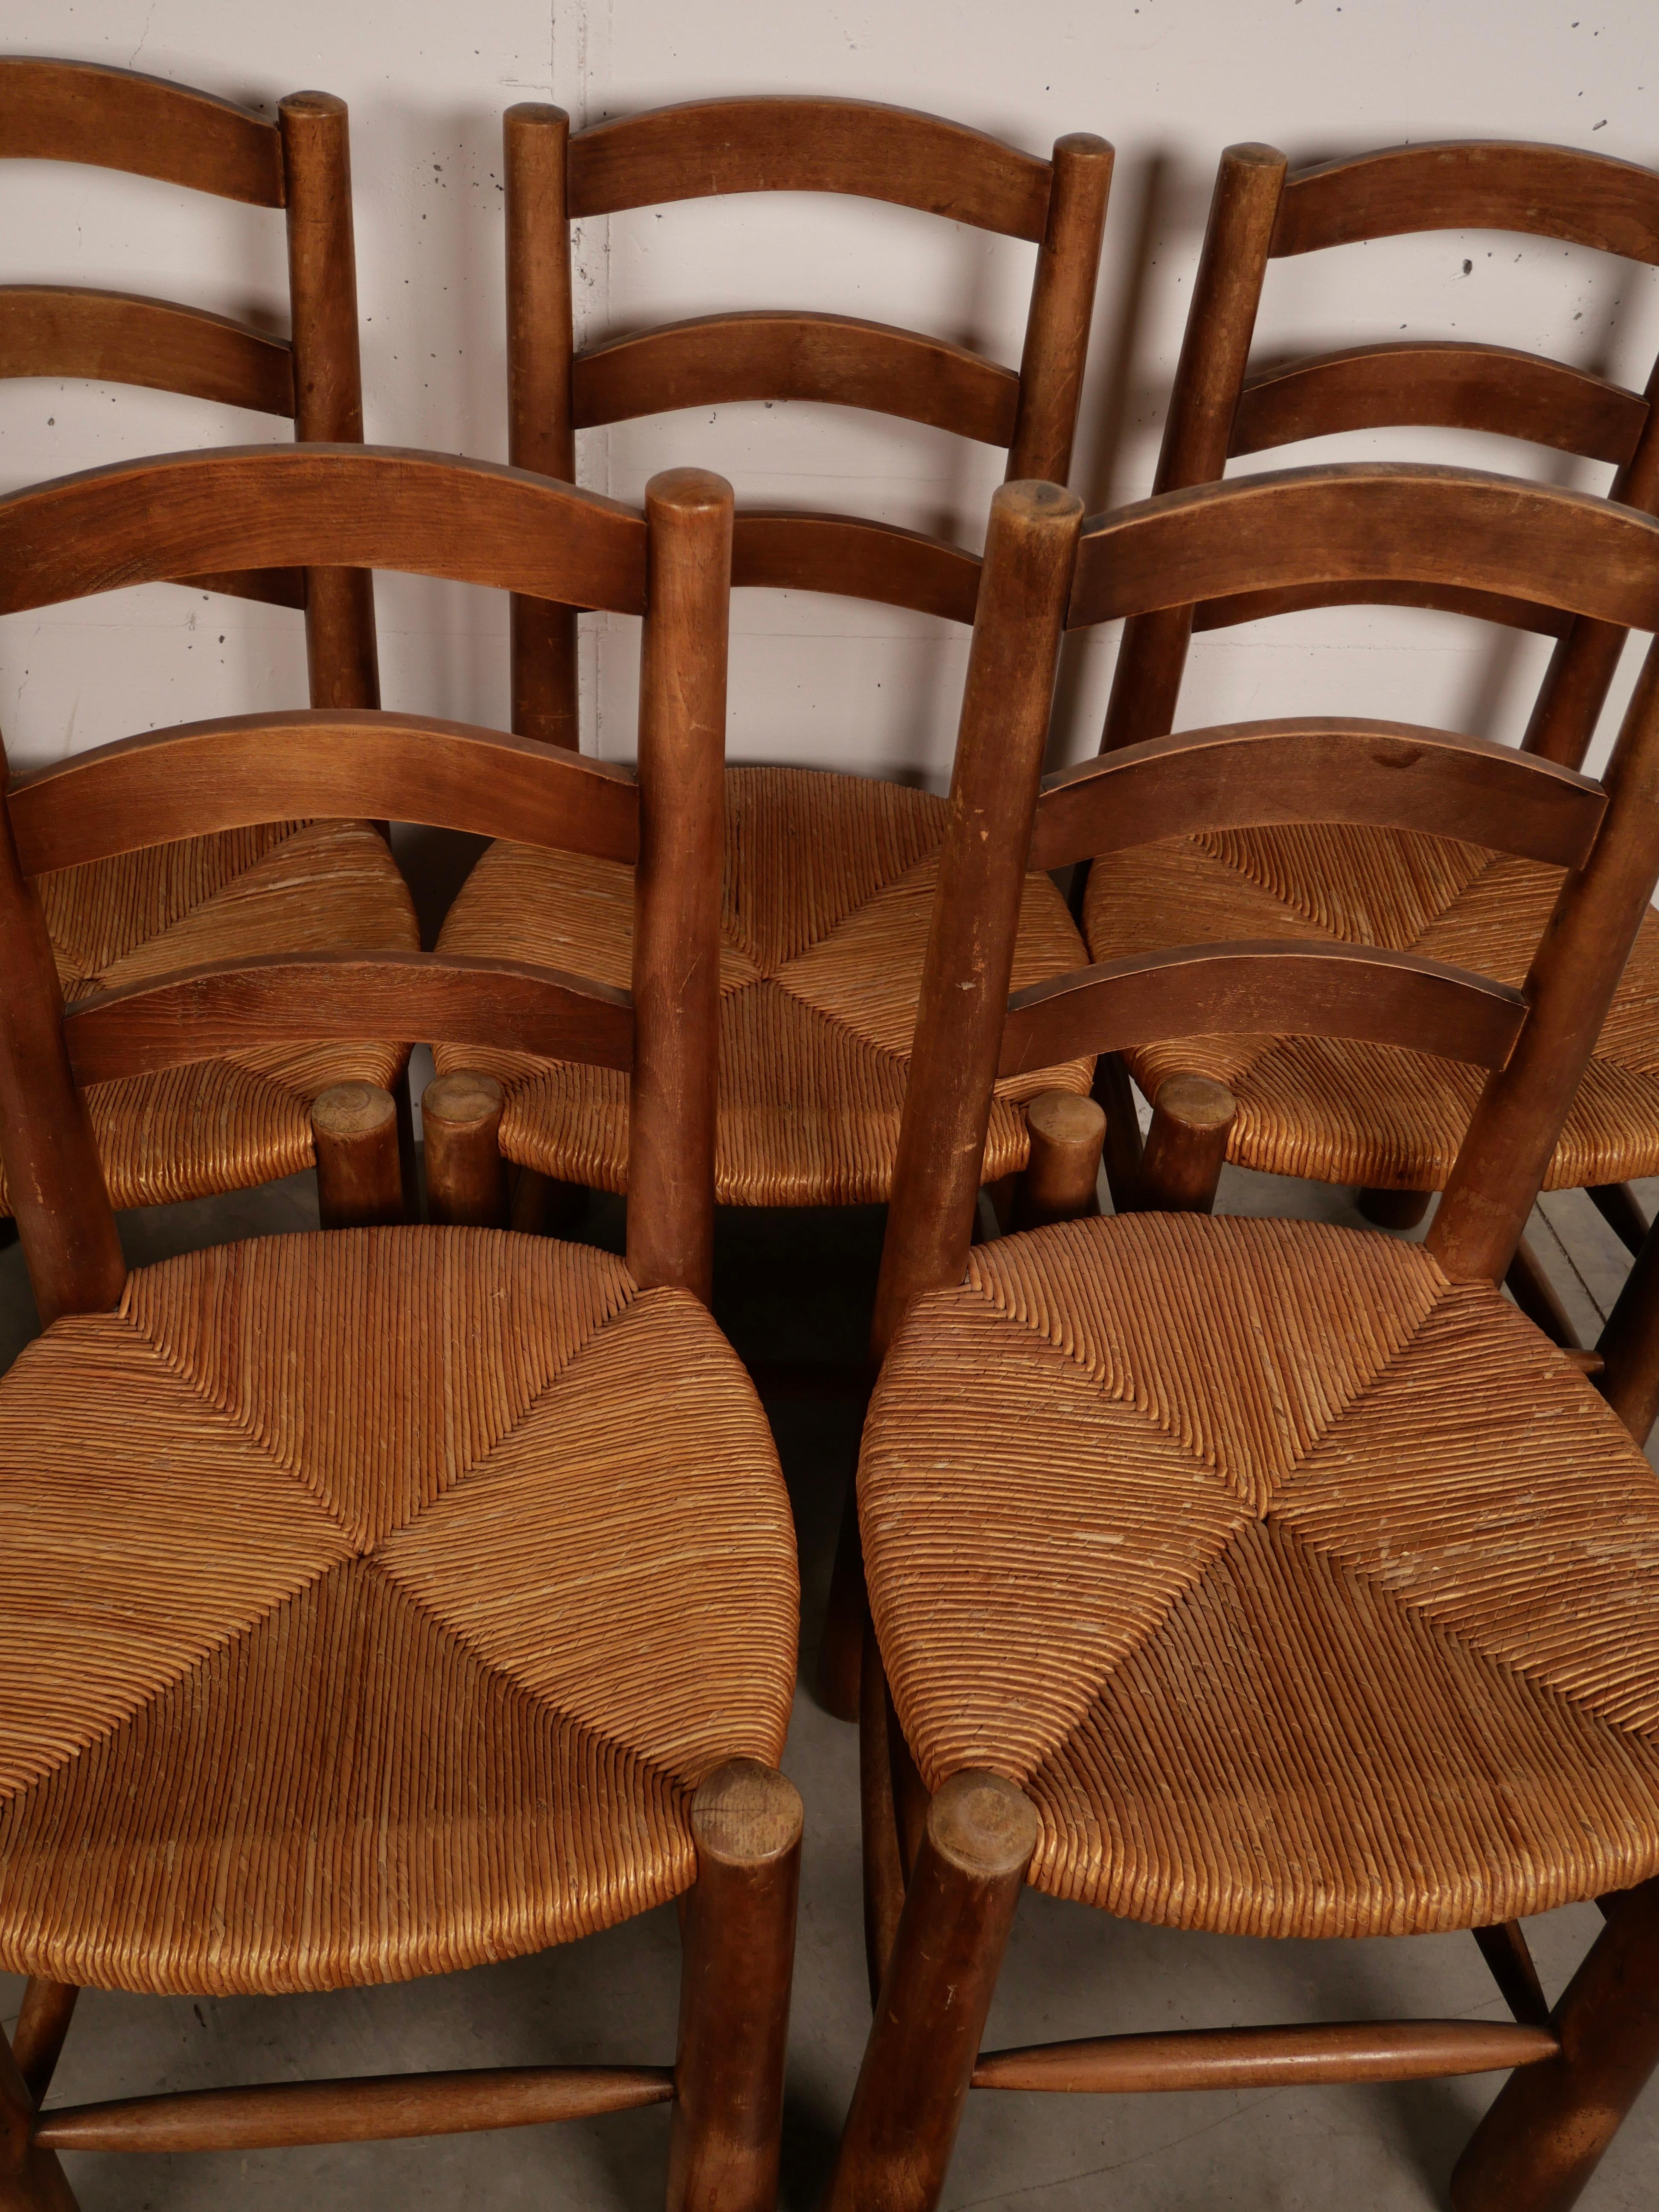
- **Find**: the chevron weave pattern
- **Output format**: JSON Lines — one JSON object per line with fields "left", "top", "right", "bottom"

{"left": 434, "top": 766, "right": 1093, "bottom": 1206}
{"left": 0, "top": 1228, "right": 798, "bottom": 1995}
{"left": 861, "top": 1211, "right": 1659, "bottom": 1938}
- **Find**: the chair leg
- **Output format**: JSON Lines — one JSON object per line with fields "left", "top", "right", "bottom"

{"left": 667, "top": 1760, "right": 803, "bottom": 2212}
{"left": 1091, "top": 1052, "right": 1144, "bottom": 1213}
{"left": 1588, "top": 1181, "right": 1649, "bottom": 1258}
{"left": 860, "top": 1620, "right": 907, "bottom": 2008}
{"left": 422, "top": 1073, "right": 511, "bottom": 1229}
{"left": 312, "top": 1084, "right": 405, "bottom": 1229}
{"left": 1452, "top": 1872, "right": 1659, "bottom": 2212}
{"left": 817, "top": 1478, "right": 866, "bottom": 1723}
{"left": 1135, "top": 1075, "right": 1237, "bottom": 1215}
{"left": 1596, "top": 1211, "right": 1659, "bottom": 1446}
{"left": 823, "top": 1771, "right": 1037, "bottom": 2212}
{"left": 9, "top": 1983, "right": 77, "bottom": 2109}
{"left": 1012, "top": 1090, "right": 1105, "bottom": 1229}
{"left": 0, "top": 2020, "right": 79, "bottom": 2211}
{"left": 1357, "top": 1187, "right": 1433, "bottom": 1231}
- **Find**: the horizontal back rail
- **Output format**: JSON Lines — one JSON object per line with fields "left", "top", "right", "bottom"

{"left": 63, "top": 952, "right": 635, "bottom": 1086}
{"left": 567, "top": 95, "right": 1052, "bottom": 239}
{"left": 0, "top": 445, "right": 648, "bottom": 618}
{"left": 1272, "top": 140, "right": 1659, "bottom": 265}
{"left": 1231, "top": 343, "right": 1647, "bottom": 466}
{"left": 174, "top": 567, "right": 309, "bottom": 609}
{"left": 731, "top": 513, "right": 981, "bottom": 620}
{"left": 572, "top": 311, "right": 1019, "bottom": 443}
{"left": 9, "top": 711, "right": 640, "bottom": 875}
{"left": 1070, "top": 463, "right": 1659, "bottom": 633}
{"left": 1031, "top": 719, "right": 1605, "bottom": 873}
{"left": 998, "top": 940, "right": 1527, "bottom": 1080}
{"left": 0, "top": 286, "right": 294, "bottom": 415}
{"left": 1190, "top": 577, "right": 1572, "bottom": 638}
{"left": 0, "top": 56, "right": 285, "bottom": 206}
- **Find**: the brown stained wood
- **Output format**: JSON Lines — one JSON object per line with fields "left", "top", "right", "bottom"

{"left": 1092, "top": 1051, "right": 1146, "bottom": 1214}
{"left": 999, "top": 942, "right": 1526, "bottom": 1086}
{"left": 8, "top": 711, "right": 640, "bottom": 874}
{"left": 421, "top": 1072, "right": 510, "bottom": 1230}
{"left": 506, "top": 104, "right": 579, "bottom": 749}
{"left": 872, "top": 482, "right": 1083, "bottom": 1359}
{"left": 818, "top": 1480, "right": 869, "bottom": 1726}
{"left": 1452, "top": 1874, "right": 1659, "bottom": 2212}
{"left": 625, "top": 471, "right": 733, "bottom": 1308}
{"left": 1272, "top": 139, "right": 1659, "bottom": 265}
{"left": 1358, "top": 1187, "right": 1434, "bottom": 1231}
{"left": 970, "top": 2018, "right": 1558, "bottom": 2094}
{"left": 0, "top": 2025, "right": 77, "bottom": 2212}
{"left": 574, "top": 311, "right": 1020, "bottom": 445}
{"left": 1232, "top": 341, "right": 1646, "bottom": 466}
{"left": 1473, "top": 1921, "right": 1552, "bottom": 2029}
{"left": 1192, "top": 576, "right": 1572, "bottom": 639}
{"left": 0, "top": 287, "right": 294, "bottom": 415}
{"left": 311, "top": 1083, "right": 403, "bottom": 1231}
{"left": 9, "top": 1983, "right": 77, "bottom": 2109}
{"left": 279, "top": 91, "right": 378, "bottom": 713}
{"left": 1033, "top": 718, "right": 1605, "bottom": 876}
{"left": 0, "top": 445, "right": 648, "bottom": 624}
{"left": 860, "top": 1620, "right": 907, "bottom": 2008}
{"left": 62, "top": 953, "right": 634, "bottom": 1087}
{"left": 568, "top": 95, "right": 1052, "bottom": 239}
{"left": 1006, "top": 135, "right": 1113, "bottom": 483}
{"left": 667, "top": 1760, "right": 803, "bottom": 2212}
{"left": 1135, "top": 1074, "right": 1236, "bottom": 1216}
{"left": 731, "top": 513, "right": 981, "bottom": 620}
{"left": 1506, "top": 1237, "right": 1581, "bottom": 1351}
{"left": 1013, "top": 1090, "right": 1104, "bottom": 1229}
{"left": 1595, "top": 1218, "right": 1659, "bottom": 1445}
{"left": 1070, "top": 463, "right": 1659, "bottom": 637}
{"left": 824, "top": 1773, "right": 1037, "bottom": 2212}
{"left": 0, "top": 55, "right": 284, "bottom": 206}
{"left": 32, "top": 2067, "right": 675, "bottom": 2153}
{"left": 172, "top": 567, "right": 309, "bottom": 609}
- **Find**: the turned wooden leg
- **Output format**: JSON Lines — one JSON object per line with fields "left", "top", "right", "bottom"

{"left": 1090, "top": 1052, "right": 1144, "bottom": 1213}
{"left": 1452, "top": 1873, "right": 1659, "bottom": 2212}
{"left": 860, "top": 1620, "right": 906, "bottom": 2008}
{"left": 1596, "top": 1213, "right": 1659, "bottom": 1445}
{"left": 817, "top": 1477, "right": 866, "bottom": 1723}
{"left": 1135, "top": 1075, "right": 1237, "bottom": 1215}
{"left": 824, "top": 1772, "right": 1038, "bottom": 2212}
{"left": 422, "top": 1073, "right": 510, "bottom": 1229}
{"left": 0, "top": 2018, "right": 78, "bottom": 2211}
{"left": 9, "top": 1984, "right": 76, "bottom": 2109}
{"left": 1013, "top": 1090, "right": 1106, "bottom": 1229}
{"left": 667, "top": 1760, "right": 803, "bottom": 2212}
{"left": 1357, "top": 1187, "right": 1433, "bottom": 1231}
{"left": 312, "top": 1084, "right": 405, "bottom": 1229}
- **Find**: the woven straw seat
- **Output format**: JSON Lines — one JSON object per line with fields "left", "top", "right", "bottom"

{"left": 862, "top": 1210, "right": 1659, "bottom": 1941}
{"left": 1, "top": 820, "right": 421, "bottom": 1215}
{"left": 1082, "top": 824, "right": 1659, "bottom": 1190}
{"left": 433, "top": 765, "right": 1092, "bottom": 1206}
{"left": 0, "top": 1226, "right": 797, "bottom": 1997}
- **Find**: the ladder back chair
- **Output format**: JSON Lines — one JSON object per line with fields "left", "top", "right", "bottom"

{"left": 0, "top": 57, "right": 410, "bottom": 1226}
{"left": 431, "top": 96, "right": 1112, "bottom": 1224}
{"left": 0, "top": 447, "right": 802, "bottom": 2211}
{"left": 827, "top": 466, "right": 1659, "bottom": 2212}
{"left": 1090, "top": 136, "right": 1659, "bottom": 1267}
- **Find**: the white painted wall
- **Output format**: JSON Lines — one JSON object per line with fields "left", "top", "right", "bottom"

{"left": 2, "top": 0, "right": 1656, "bottom": 822}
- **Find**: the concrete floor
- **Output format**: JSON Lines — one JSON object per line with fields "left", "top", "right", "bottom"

{"left": 2, "top": 1155, "right": 1656, "bottom": 2210}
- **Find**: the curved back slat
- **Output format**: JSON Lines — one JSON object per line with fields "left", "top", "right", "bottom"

{"left": 0, "top": 445, "right": 648, "bottom": 618}
{"left": 0, "top": 286, "right": 294, "bottom": 414}
{"left": 731, "top": 513, "right": 982, "bottom": 620}
{"left": 62, "top": 953, "right": 634, "bottom": 1087}
{"left": 175, "top": 566, "right": 309, "bottom": 609}
{"left": 572, "top": 310, "right": 1020, "bottom": 444}
{"left": 1231, "top": 342, "right": 1646, "bottom": 466}
{"left": 1031, "top": 719, "right": 1605, "bottom": 875}
{"left": 9, "top": 711, "right": 641, "bottom": 876}
{"left": 567, "top": 95, "right": 1052, "bottom": 239}
{"left": 1191, "top": 576, "right": 1572, "bottom": 638}
{"left": 1272, "top": 140, "right": 1659, "bottom": 265}
{"left": 0, "top": 55, "right": 285, "bottom": 206}
{"left": 1070, "top": 463, "right": 1659, "bottom": 634}
{"left": 998, "top": 942, "right": 1527, "bottom": 1080}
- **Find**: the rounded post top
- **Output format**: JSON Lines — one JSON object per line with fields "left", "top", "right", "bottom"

{"left": 995, "top": 479, "right": 1086, "bottom": 525}
{"left": 421, "top": 1070, "right": 504, "bottom": 1129}
{"left": 1053, "top": 131, "right": 1115, "bottom": 166}
{"left": 1153, "top": 1072, "right": 1239, "bottom": 1132}
{"left": 505, "top": 101, "right": 572, "bottom": 132}
{"left": 928, "top": 1770, "right": 1040, "bottom": 1882}
{"left": 646, "top": 466, "right": 736, "bottom": 521}
{"left": 1222, "top": 141, "right": 1290, "bottom": 172}
{"left": 1026, "top": 1089, "right": 1106, "bottom": 1149}
{"left": 311, "top": 1081, "right": 396, "bottom": 1139}
{"left": 279, "top": 90, "right": 349, "bottom": 122}
{"left": 691, "top": 1758, "right": 805, "bottom": 1867}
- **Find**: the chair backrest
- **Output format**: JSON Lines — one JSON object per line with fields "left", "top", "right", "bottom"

{"left": 0, "top": 445, "right": 732, "bottom": 1327}
{"left": 875, "top": 461, "right": 1659, "bottom": 1353}
{"left": 504, "top": 94, "right": 1113, "bottom": 746}
{"left": 0, "top": 55, "right": 376, "bottom": 707}
{"left": 1100, "top": 138, "right": 1659, "bottom": 770}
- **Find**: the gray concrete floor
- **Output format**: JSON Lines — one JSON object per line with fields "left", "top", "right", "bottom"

{"left": 1, "top": 1156, "right": 1656, "bottom": 2210}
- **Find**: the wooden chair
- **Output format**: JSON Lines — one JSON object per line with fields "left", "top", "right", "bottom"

{"left": 1088, "top": 137, "right": 1659, "bottom": 1279}
{"left": 0, "top": 57, "right": 413, "bottom": 1227}
{"left": 429, "top": 97, "right": 1112, "bottom": 1223}
{"left": 0, "top": 445, "right": 802, "bottom": 2209}
{"left": 826, "top": 464, "right": 1659, "bottom": 2212}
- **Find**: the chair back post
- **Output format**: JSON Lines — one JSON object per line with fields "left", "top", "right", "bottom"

{"left": 1431, "top": 637, "right": 1659, "bottom": 1284}
{"left": 278, "top": 91, "right": 379, "bottom": 710}
{"left": 871, "top": 480, "right": 1082, "bottom": 1360}
{"left": 625, "top": 468, "right": 734, "bottom": 1307}
{"left": 1004, "top": 133, "right": 1113, "bottom": 484}
{"left": 506, "top": 102, "right": 581, "bottom": 751}
{"left": 1099, "top": 142, "right": 1286, "bottom": 753}
{"left": 0, "top": 749, "right": 125, "bottom": 1327}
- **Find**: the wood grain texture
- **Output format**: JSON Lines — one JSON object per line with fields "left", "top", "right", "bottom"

{"left": 972, "top": 2020, "right": 1559, "bottom": 2093}
{"left": 567, "top": 94, "right": 1052, "bottom": 239}
{"left": 0, "top": 286, "right": 294, "bottom": 415}
{"left": 1192, "top": 576, "right": 1572, "bottom": 638}
{"left": 573, "top": 311, "right": 1020, "bottom": 443}
{"left": 9, "top": 711, "right": 640, "bottom": 874}
{"left": 731, "top": 513, "right": 982, "bottom": 619}
{"left": 1006, "top": 133, "right": 1113, "bottom": 481}
{"left": 0, "top": 55, "right": 284, "bottom": 205}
